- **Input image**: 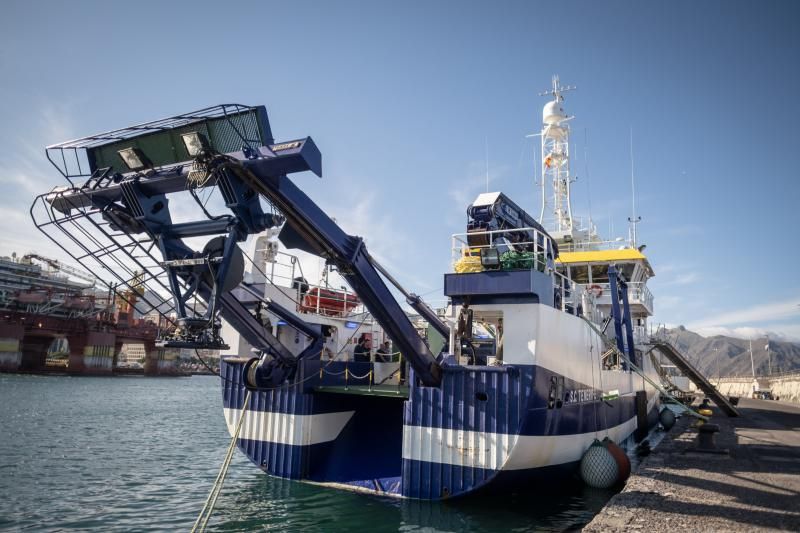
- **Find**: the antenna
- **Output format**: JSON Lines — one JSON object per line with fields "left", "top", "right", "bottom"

{"left": 538, "top": 74, "right": 576, "bottom": 100}
{"left": 539, "top": 75, "right": 577, "bottom": 235}
{"left": 485, "top": 136, "right": 489, "bottom": 193}
{"left": 584, "top": 127, "right": 593, "bottom": 226}
{"left": 527, "top": 132, "right": 545, "bottom": 219}
{"left": 627, "top": 127, "right": 641, "bottom": 247}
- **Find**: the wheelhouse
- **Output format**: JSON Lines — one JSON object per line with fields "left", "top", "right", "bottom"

{"left": 556, "top": 248, "right": 654, "bottom": 342}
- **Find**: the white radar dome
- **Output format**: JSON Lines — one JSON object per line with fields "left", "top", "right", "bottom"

{"left": 543, "top": 100, "right": 566, "bottom": 125}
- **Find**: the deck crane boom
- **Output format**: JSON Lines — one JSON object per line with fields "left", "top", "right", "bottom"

{"left": 35, "top": 105, "right": 443, "bottom": 387}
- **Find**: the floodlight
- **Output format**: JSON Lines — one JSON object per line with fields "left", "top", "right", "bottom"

{"left": 181, "top": 131, "right": 210, "bottom": 157}
{"left": 117, "top": 147, "right": 151, "bottom": 171}
{"left": 480, "top": 247, "right": 501, "bottom": 269}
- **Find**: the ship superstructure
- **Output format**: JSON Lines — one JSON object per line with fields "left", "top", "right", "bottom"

{"left": 535, "top": 76, "right": 655, "bottom": 346}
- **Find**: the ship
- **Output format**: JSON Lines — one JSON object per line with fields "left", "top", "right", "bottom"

{"left": 31, "top": 79, "right": 660, "bottom": 500}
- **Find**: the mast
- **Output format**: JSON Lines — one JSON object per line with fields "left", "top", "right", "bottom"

{"left": 538, "top": 75, "right": 576, "bottom": 236}
{"left": 628, "top": 127, "right": 641, "bottom": 247}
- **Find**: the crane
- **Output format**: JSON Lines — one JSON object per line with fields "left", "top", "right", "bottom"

{"left": 38, "top": 104, "right": 443, "bottom": 387}
{"left": 23, "top": 253, "right": 96, "bottom": 288}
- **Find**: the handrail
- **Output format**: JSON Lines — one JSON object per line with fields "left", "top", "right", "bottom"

{"left": 450, "top": 226, "right": 583, "bottom": 315}
{"left": 450, "top": 226, "right": 553, "bottom": 272}
{"left": 253, "top": 250, "right": 368, "bottom": 318}
{"left": 575, "top": 281, "right": 653, "bottom": 313}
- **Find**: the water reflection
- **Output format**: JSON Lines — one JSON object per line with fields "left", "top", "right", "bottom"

{"left": 210, "top": 472, "right": 616, "bottom": 532}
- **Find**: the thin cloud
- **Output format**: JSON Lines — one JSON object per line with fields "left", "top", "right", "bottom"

{"left": 688, "top": 297, "right": 800, "bottom": 329}
{"left": 672, "top": 272, "right": 699, "bottom": 285}
{"left": 446, "top": 161, "right": 510, "bottom": 227}
{"left": 656, "top": 295, "right": 681, "bottom": 310}
{"left": 327, "top": 189, "right": 432, "bottom": 292}
{"left": 0, "top": 104, "right": 77, "bottom": 257}
{"left": 650, "top": 263, "right": 699, "bottom": 288}
{"left": 0, "top": 204, "right": 87, "bottom": 271}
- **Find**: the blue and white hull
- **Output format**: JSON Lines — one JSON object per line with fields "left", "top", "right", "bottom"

{"left": 220, "top": 304, "right": 659, "bottom": 500}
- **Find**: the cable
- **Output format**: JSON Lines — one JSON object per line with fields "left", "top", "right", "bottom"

{"left": 193, "top": 349, "right": 228, "bottom": 378}
{"left": 190, "top": 185, "right": 232, "bottom": 223}
{"left": 192, "top": 389, "right": 252, "bottom": 533}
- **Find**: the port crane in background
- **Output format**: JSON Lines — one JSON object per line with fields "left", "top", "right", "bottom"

{"left": 22, "top": 253, "right": 96, "bottom": 288}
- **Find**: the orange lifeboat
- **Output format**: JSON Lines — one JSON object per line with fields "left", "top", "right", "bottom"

{"left": 301, "top": 287, "right": 360, "bottom": 316}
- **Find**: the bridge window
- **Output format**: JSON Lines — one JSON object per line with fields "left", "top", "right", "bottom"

{"left": 570, "top": 265, "right": 589, "bottom": 284}
{"left": 591, "top": 264, "right": 609, "bottom": 283}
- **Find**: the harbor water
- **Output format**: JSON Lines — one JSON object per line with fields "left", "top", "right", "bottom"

{"left": 0, "top": 374, "right": 618, "bottom": 531}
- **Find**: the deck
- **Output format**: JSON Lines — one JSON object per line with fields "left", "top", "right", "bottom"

{"left": 313, "top": 384, "right": 409, "bottom": 398}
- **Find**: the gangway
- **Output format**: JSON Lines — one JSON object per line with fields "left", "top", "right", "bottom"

{"left": 649, "top": 336, "right": 740, "bottom": 417}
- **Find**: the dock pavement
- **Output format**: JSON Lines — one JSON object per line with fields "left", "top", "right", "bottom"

{"left": 583, "top": 398, "right": 800, "bottom": 532}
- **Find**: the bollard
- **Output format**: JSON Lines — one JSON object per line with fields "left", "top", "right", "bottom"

{"left": 697, "top": 423, "right": 720, "bottom": 451}
{"left": 697, "top": 400, "right": 713, "bottom": 425}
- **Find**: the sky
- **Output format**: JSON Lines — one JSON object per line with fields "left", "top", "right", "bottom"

{"left": 1, "top": 0, "right": 799, "bottom": 341}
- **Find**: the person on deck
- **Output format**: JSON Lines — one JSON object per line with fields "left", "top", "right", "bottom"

{"left": 352, "top": 335, "right": 372, "bottom": 362}
{"left": 375, "top": 341, "right": 392, "bottom": 362}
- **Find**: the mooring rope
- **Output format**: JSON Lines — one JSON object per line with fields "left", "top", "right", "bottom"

{"left": 191, "top": 389, "right": 252, "bottom": 533}
{"left": 579, "top": 317, "right": 708, "bottom": 421}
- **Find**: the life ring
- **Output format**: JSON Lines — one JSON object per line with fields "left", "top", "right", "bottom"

{"left": 589, "top": 284, "right": 603, "bottom": 298}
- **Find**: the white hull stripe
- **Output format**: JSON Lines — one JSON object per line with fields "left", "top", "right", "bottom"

{"left": 223, "top": 408, "right": 355, "bottom": 446}
{"left": 403, "top": 416, "right": 638, "bottom": 471}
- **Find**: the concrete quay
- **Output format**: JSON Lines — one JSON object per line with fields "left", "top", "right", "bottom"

{"left": 584, "top": 398, "right": 800, "bottom": 532}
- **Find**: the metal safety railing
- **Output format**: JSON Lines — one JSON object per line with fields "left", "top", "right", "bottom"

{"left": 450, "top": 226, "right": 587, "bottom": 315}
{"left": 45, "top": 104, "right": 264, "bottom": 186}
{"left": 30, "top": 187, "right": 186, "bottom": 332}
{"left": 573, "top": 281, "right": 653, "bottom": 312}
{"left": 257, "top": 250, "right": 367, "bottom": 319}
{"left": 450, "top": 227, "right": 554, "bottom": 274}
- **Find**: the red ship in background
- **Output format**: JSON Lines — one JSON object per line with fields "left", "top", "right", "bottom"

{"left": 0, "top": 252, "right": 180, "bottom": 375}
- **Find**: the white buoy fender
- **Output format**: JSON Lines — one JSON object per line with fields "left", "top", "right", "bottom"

{"left": 659, "top": 407, "right": 676, "bottom": 430}
{"left": 580, "top": 439, "right": 619, "bottom": 489}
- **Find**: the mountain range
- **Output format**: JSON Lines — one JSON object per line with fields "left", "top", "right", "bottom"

{"left": 656, "top": 326, "right": 800, "bottom": 378}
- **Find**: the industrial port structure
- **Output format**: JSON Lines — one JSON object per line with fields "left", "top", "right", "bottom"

{"left": 0, "top": 253, "right": 181, "bottom": 375}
